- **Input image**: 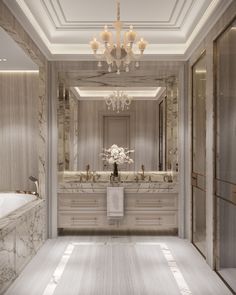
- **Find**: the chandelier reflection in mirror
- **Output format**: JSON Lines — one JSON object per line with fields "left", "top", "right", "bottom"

{"left": 90, "top": 0, "right": 148, "bottom": 74}
{"left": 105, "top": 90, "right": 133, "bottom": 113}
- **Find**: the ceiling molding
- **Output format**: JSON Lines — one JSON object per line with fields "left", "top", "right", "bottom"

{"left": 184, "top": 0, "right": 233, "bottom": 59}
{"left": 4, "top": 0, "right": 51, "bottom": 60}
{"left": 43, "top": 0, "right": 185, "bottom": 29}
{"left": 3, "top": 0, "right": 233, "bottom": 61}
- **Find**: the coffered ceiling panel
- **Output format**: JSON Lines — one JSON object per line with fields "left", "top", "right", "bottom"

{"left": 4, "top": 0, "right": 233, "bottom": 59}
{"left": 43, "top": 0, "right": 183, "bottom": 28}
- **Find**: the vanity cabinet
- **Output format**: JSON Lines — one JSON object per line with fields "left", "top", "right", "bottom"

{"left": 58, "top": 192, "right": 178, "bottom": 233}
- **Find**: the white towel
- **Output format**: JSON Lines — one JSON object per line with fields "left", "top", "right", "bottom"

{"left": 107, "top": 187, "right": 124, "bottom": 218}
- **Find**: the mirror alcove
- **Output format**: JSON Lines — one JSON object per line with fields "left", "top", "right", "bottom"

{"left": 55, "top": 60, "right": 181, "bottom": 234}
{"left": 57, "top": 61, "right": 180, "bottom": 175}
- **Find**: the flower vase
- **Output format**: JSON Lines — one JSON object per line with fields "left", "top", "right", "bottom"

{"left": 113, "top": 162, "right": 118, "bottom": 177}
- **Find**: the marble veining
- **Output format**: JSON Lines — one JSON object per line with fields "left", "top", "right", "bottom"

{"left": 0, "top": 229, "right": 16, "bottom": 294}
{"left": 58, "top": 171, "right": 178, "bottom": 194}
{"left": 60, "top": 171, "right": 178, "bottom": 183}
{"left": 58, "top": 182, "right": 178, "bottom": 193}
{"left": 15, "top": 203, "right": 45, "bottom": 273}
{"left": 0, "top": 1, "right": 48, "bottom": 201}
{"left": 0, "top": 200, "right": 45, "bottom": 294}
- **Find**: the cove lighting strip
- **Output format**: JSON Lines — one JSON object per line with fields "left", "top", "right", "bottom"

{"left": 0, "top": 70, "right": 39, "bottom": 73}
{"left": 74, "top": 87, "right": 163, "bottom": 98}
{"left": 42, "top": 241, "right": 192, "bottom": 295}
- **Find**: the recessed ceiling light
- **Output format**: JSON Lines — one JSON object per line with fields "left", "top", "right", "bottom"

{"left": 0, "top": 58, "right": 7, "bottom": 62}
{"left": 3, "top": 58, "right": 7, "bottom": 62}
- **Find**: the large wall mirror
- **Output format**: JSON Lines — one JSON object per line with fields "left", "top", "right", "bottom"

{"left": 57, "top": 71, "right": 178, "bottom": 173}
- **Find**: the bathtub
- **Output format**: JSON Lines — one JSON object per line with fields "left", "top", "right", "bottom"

{"left": 0, "top": 192, "right": 37, "bottom": 219}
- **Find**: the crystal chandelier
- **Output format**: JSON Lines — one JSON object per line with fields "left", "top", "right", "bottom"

{"left": 105, "top": 90, "right": 132, "bottom": 113}
{"left": 90, "top": 0, "right": 147, "bottom": 74}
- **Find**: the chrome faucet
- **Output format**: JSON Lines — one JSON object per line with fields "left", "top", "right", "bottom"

{"left": 141, "top": 164, "right": 145, "bottom": 180}
{"left": 92, "top": 171, "right": 97, "bottom": 182}
{"left": 29, "top": 176, "right": 40, "bottom": 197}
{"left": 86, "top": 164, "right": 90, "bottom": 181}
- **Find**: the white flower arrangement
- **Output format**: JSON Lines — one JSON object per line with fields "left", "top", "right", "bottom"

{"left": 101, "top": 144, "right": 134, "bottom": 165}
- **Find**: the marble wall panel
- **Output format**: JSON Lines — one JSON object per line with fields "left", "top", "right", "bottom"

{"left": 0, "top": 3, "right": 49, "bottom": 292}
{"left": 56, "top": 60, "right": 182, "bottom": 88}
{"left": 69, "top": 94, "right": 79, "bottom": 171}
{"left": 0, "top": 0, "right": 48, "bottom": 201}
{"left": 166, "top": 79, "right": 178, "bottom": 171}
{"left": 0, "top": 73, "right": 39, "bottom": 192}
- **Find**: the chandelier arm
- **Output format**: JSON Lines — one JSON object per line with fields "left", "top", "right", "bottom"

{"left": 105, "top": 91, "right": 132, "bottom": 112}
{"left": 126, "top": 51, "right": 142, "bottom": 61}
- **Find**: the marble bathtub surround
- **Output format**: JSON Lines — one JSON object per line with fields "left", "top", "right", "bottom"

{"left": 0, "top": 199, "right": 45, "bottom": 294}
{"left": 0, "top": 192, "right": 37, "bottom": 219}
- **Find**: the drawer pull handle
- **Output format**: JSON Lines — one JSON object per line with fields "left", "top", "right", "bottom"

{"left": 70, "top": 200, "right": 98, "bottom": 207}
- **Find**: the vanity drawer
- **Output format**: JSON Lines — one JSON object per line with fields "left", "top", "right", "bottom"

{"left": 58, "top": 211, "right": 111, "bottom": 229}
{"left": 122, "top": 211, "right": 178, "bottom": 230}
{"left": 125, "top": 193, "right": 178, "bottom": 210}
{"left": 58, "top": 193, "right": 106, "bottom": 211}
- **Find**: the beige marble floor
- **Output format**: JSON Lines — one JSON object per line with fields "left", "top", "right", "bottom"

{"left": 5, "top": 236, "right": 232, "bottom": 295}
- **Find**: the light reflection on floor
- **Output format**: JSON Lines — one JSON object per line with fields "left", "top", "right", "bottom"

{"left": 42, "top": 241, "right": 192, "bottom": 295}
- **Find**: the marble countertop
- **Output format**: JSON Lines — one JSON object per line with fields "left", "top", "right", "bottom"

{"left": 58, "top": 181, "right": 178, "bottom": 194}
{"left": 58, "top": 171, "right": 178, "bottom": 193}
{"left": 59, "top": 171, "right": 178, "bottom": 183}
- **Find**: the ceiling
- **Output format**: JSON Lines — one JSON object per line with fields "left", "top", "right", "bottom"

{"left": 0, "top": 27, "right": 38, "bottom": 71}
{"left": 4, "top": 0, "right": 232, "bottom": 60}
{"left": 72, "top": 87, "right": 165, "bottom": 100}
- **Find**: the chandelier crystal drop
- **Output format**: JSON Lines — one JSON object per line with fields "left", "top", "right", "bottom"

{"left": 105, "top": 90, "right": 132, "bottom": 113}
{"left": 90, "top": 0, "right": 147, "bottom": 74}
